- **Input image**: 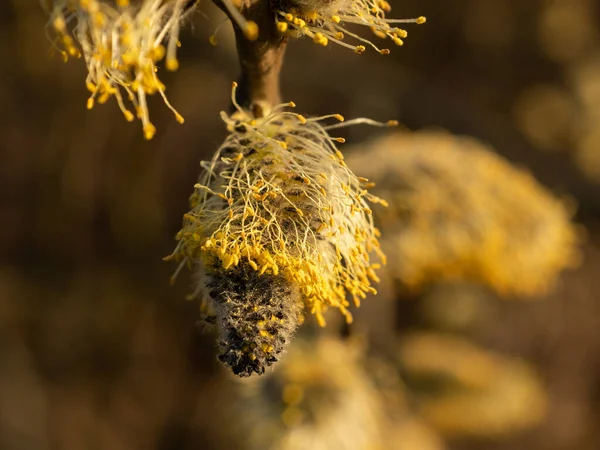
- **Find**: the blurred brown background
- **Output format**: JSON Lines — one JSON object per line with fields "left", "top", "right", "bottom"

{"left": 1, "top": 1, "right": 600, "bottom": 449}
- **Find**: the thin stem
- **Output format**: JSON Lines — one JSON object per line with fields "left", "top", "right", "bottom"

{"left": 213, "top": 0, "right": 287, "bottom": 114}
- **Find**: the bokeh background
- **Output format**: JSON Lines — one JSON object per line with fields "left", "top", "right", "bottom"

{"left": 2, "top": 1, "right": 600, "bottom": 449}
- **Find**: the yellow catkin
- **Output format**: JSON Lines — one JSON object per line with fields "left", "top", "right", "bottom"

{"left": 43, "top": 0, "right": 196, "bottom": 138}
{"left": 399, "top": 332, "right": 548, "bottom": 438}
{"left": 346, "top": 130, "right": 582, "bottom": 297}
{"left": 275, "top": 0, "right": 425, "bottom": 54}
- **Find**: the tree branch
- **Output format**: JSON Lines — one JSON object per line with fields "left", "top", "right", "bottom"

{"left": 214, "top": 0, "right": 287, "bottom": 115}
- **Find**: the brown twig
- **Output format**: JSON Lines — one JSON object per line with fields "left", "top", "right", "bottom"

{"left": 214, "top": 0, "right": 287, "bottom": 115}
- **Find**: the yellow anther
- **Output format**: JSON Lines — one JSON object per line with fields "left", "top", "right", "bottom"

{"left": 244, "top": 21, "right": 259, "bottom": 40}
{"left": 150, "top": 45, "right": 166, "bottom": 61}
{"left": 276, "top": 21, "right": 288, "bottom": 33}
{"left": 293, "top": 18, "right": 306, "bottom": 28}
{"left": 53, "top": 16, "right": 66, "bottom": 31}
{"left": 313, "top": 32, "right": 328, "bottom": 47}
{"left": 261, "top": 343, "right": 274, "bottom": 352}
{"left": 143, "top": 123, "right": 156, "bottom": 140}
{"left": 166, "top": 58, "right": 179, "bottom": 71}
{"left": 378, "top": 1, "right": 391, "bottom": 12}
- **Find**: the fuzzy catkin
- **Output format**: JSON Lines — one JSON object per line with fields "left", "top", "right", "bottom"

{"left": 168, "top": 85, "right": 389, "bottom": 376}
{"left": 346, "top": 130, "right": 582, "bottom": 297}
{"left": 273, "top": 0, "right": 425, "bottom": 54}
{"left": 42, "top": 0, "right": 198, "bottom": 138}
{"left": 237, "top": 336, "right": 386, "bottom": 450}
{"left": 398, "top": 332, "right": 548, "bottom": 438}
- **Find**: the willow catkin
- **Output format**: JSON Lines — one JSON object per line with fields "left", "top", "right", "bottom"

{"left": 167, "top": 84, "right": 392, "bottom": 376}
{"left": 346, "top": 130, "right": 582, "bottom": 297}
{"left": 398, "top": 332, "right": 548, "bottom": 438}
{"left": 236, "top": 336, "right": 386, "bottom": 450}
{"left": 228, "top": 334, "right": 446, "bottom": 450}
{"left": 42, "top": 0, "right": 199, "bottom": 139}
{"left": 273, "top": 0, "right": 425, "bottom": 54}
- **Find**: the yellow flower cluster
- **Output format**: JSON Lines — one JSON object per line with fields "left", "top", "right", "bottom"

{"left": 346, "top": 131, "right": 582, "bottom": 297}
{"left": 43, "top": 0, "right": 197, "bottom": 139}
{"left": 275, "top": 0, "right": 425, "bottom": 54}
{"left": 168, "top": 84, "right": 390, "bottom": 325}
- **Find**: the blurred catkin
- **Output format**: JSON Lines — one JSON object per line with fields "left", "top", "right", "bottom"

{"left": 236, "top": 335, "right": 385, "bottom": 450}
{"left": 346, "top": 130, "right": 582, "bottom": 297}
{"left": 42, "top": 0, "right": 198, "bottom": 139}
{"left": 233, "top": 334, "right": 445, "bottom": 450}
{"left": 398, "top": 332, "right": 548, "bottom": 438}
{"left": 168, "top": 86, "right": 390, "bottom": 376}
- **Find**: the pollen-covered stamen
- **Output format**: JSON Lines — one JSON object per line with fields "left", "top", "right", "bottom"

{"left": 168, "top": 83, "right": 391, "bottom": 329}
{"left": 275, "top": 0, "right": 425, "bottom": 54}
{"left": 43, "top": 0, "right": 196, "bottom": 138}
